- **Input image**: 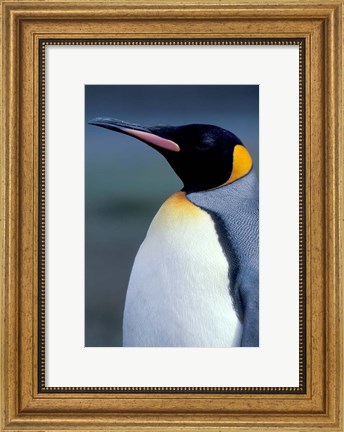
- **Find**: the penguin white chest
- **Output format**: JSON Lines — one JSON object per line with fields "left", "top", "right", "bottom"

{"left": 123, "top": 192, "right": 242, "bottom": 347}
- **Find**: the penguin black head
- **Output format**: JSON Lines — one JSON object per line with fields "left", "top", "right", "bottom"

{"left": 88, "top": 117, "right": 253, "bottom": 194}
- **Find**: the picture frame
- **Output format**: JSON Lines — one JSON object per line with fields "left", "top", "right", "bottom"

{"left": 0, "top": 0, "right": 342, "bottom": 430}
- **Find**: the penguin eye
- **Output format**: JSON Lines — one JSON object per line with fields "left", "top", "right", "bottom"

{"left": 195, "top": 144, "right": 210, "bottom": 150}
{"left": 195, "top": 142, "right": 211, "bottom": 151}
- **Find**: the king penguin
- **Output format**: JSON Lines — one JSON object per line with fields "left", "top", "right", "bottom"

{"left": 89, "top": 118, "right": 259, "bottom": 347}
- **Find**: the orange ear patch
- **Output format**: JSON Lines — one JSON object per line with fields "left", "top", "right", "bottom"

{"left": 225, "top": 144, "right": 253, "bottom": 186}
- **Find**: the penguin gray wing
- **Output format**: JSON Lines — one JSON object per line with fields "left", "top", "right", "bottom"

{"left": 235, "top": 268, "right": 259, "bottom": 347}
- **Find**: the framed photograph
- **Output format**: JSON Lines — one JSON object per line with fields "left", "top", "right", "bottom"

{"left": 1, "top": 0, "right": 343, "bottom": 431}
{"left": 85, "top": 84, "right": 260, "bottom": 351}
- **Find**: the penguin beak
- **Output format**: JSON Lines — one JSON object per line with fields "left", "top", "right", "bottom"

{"left": 88, "top": 117, "right": 180, "bottom": 153}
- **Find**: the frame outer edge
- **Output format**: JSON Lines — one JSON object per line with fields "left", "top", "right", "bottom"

{"left": 0, "top": 0, "right": 343, "bottom": 430}
{"left": 0, "top": 1, "right": 5, "bottom": 429}
{"left": 324, "top": 2, "right": 343, "bottom": 428}
{"left": 1, "top": 1, "right": 20, "bottom": 429}
{"left": 337, "top": 1, "right": 344, "bottom": 430}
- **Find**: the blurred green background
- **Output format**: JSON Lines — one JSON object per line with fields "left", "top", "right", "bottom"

{"left": 85, "top": 85, "right": 259, "bottom": 347}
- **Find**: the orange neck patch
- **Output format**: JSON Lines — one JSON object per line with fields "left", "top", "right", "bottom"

{"left": 145, "top": 191, "right": 204, "bottom": 235}
{"left": 163, "top": 191, "right": 200, "bottom": 215}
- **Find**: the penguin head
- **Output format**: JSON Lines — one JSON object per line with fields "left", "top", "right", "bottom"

{"left": 89, "top": 118, "right": 253, "bottom": 193}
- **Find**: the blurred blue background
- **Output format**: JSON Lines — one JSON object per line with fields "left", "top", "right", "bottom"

{"left": 85, "top": 85, "right": 259, "bottom": 347}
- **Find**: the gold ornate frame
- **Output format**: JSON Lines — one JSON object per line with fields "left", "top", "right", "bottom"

{"left": 0, "top": 0, "right": 343, "bottom": 430}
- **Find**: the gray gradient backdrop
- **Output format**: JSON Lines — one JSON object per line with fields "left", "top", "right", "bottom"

{"left": 85, "top": 85, "right": 259, "bottom": 347}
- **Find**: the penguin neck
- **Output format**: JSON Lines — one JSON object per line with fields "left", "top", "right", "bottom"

{"left": 186, "top": 169, "right": 258, "bottom": 211}
{"left": 185, "top": 169, "right": 259, "bottom": 272}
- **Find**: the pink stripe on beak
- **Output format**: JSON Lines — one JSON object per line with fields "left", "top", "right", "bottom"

{"left": 121, "top": 128, "right": 180, "bottom": 152}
